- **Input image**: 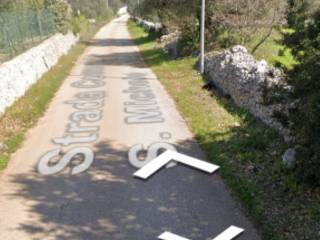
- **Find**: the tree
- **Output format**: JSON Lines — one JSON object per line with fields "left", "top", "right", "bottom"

{"left": 45, "top": 0, "right": 72, "bottom": 34}
{"left": 282, "top": 0, "right": 320, "bottom": 185}
{"left": 67, "top": 0, "right": 123, "bottom": 19}
{"left": 131, "top": 0, "right": 287, "bottom": 55}
{"left": 204, "top": 0, "right": 287, "bottom": 51}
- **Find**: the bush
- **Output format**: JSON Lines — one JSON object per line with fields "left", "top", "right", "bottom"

{"left": 45, "top": 0, "right": 72, "bottom": 34}
{"left": 102, "top": 8, "right": 114, "bottom": 20}
{"left": 177, "top": 19, "right": 200, "bottom": 56}
{"left": 68, "top": 0, "right": 118, "bottom": 19}
{"left": 283, "top": 2, "right": 320, "bottom": 185}
{"left": 71, "top": 14, "right": 89, "bottom": 34}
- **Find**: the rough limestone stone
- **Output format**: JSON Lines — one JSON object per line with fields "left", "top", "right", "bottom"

{"left": 204, "top": 45, "right": 290, "bottom": 134}
{"left": 0, "top": 32, "right": 78, "bottom": 115}
{"left": 160, "top": 31, "right": 181, "bottom": 59}
{"left": 135, "top": 17, "right": 162, "bottom": 33}
{"left": 282, "top": 148, "right": 296, "bottom": 169}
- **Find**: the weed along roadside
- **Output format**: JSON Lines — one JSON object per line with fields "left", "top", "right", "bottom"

{"left": 128, "top": 21, "right": 320, "bottom": 240}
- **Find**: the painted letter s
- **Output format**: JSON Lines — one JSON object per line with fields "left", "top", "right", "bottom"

{"left": 38, "top": 147, "right": 94, "bottom": 175}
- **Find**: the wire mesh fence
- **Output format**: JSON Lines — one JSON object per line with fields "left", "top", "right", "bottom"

{"left": 0, "top": 8, "right": 56, "bottom": 63}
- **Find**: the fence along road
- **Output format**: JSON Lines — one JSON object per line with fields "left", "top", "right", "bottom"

{"left": 0, "top": 8, "right": 56, "bottom": 62}
{"left": 0, "top": 15, "right": 261, "bottom": 240}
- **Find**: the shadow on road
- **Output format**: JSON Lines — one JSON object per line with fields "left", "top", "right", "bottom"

{"left": 85, "top": 52, "right": 147, "bottom": 68}
{"left": 85, "top": 37, "right": 152, "bottom": 47}
{"left": 6, "top": 138, "right": 225, "bottom": 240}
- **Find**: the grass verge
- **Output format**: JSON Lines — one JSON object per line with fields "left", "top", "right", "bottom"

{"left": 246, "top": 29, "right": 297, "bottom": 69}
{"left": 128, "top": 21, "right": 320, "bottom": 240}
{"left": 0, "top": 17, "right": 113, "bottom": 170}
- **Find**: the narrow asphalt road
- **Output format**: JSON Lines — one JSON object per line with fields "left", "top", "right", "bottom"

{"left": 0, "top": 15, "right": 261, "bottom": 240}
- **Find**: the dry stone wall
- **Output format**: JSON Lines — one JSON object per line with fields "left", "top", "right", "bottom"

{"left": 159, "top": 31, "right": 181, "bottom": 58}
{"left": 134, "top": 18, "right": 292, "bottom": 136}
{"left": 134, "top": 17, "right": 162, "bottom": 33}
{"left": 0, "top": 32, "right": 78, "bottom": 115}
{"left": 204, "top": 45, "right": 290, "bottom": 135}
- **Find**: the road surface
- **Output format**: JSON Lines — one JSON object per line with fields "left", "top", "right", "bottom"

{"left": 0, "top": 15, "right": 261, "bottom": 240}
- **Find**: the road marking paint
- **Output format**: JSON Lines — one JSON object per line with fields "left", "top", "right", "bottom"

{"left": 158, "top": 226, "right": 244, "bottom": 240}
{"left": 158, "top": 231, "right": 190, "bottom": 240}
{"left": 128, "top": 142, "right": 177, "bottom": 169}
{"left": 133, "top": 150, "right": 219, "bottom": 179}
{"left": 212, "top": 226, "right": 244, "bottom": 240}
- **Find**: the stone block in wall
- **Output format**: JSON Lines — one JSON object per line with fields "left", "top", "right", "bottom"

{"left": 204, "top": 45, "right": 290, "bottom": 135}
{"left": 159, "top": 31, "right": 181, "bottom": 59}
{"left": 135, "top": 17, "right": 163, "bottom": 33}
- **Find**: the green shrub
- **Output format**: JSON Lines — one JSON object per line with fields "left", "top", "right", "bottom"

{"left": 283, "top": 2, "right": 320, "bottom": 185}
{"left": 45, "top": 0, "right": 72, "bottom": 34}
{"left": 101, "top": 8, "right": 114, "bottom": 20}
{"left": 71, "top": 14, "right": 89, "bottom": 34}
{"left": 177, "top": 19, "right": 200, "bottom": 56}
{"left": 68, "top": 0, "right": 118, "bottom": 19}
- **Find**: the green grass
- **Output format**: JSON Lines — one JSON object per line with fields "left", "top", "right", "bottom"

{"left": 0, "top": 18, "right": 113, "bottom": 170}
{"left": 246, "top": 29, "right": 297, "bottom": 69}
{"left": 128, "top": 21, "right": 320, "bottom": 240}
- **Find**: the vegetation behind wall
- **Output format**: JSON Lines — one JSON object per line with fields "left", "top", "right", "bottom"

{"left": 0, "top": 8, "right": 56, "bottom": 61}
{"left": 127, "top": 0, "right": 288, "bottom": 56}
